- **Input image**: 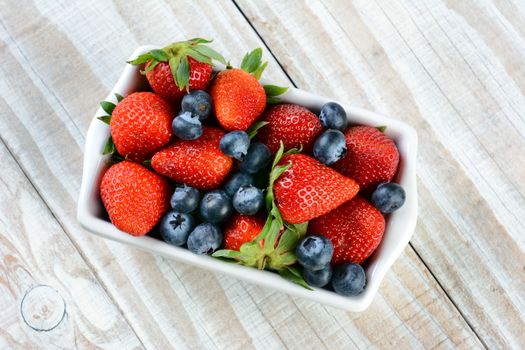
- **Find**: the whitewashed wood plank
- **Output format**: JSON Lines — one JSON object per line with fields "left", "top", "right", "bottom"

{"left": 235, "top": 0, "right": 525, "bottom": 348}
{"left": 0, "top": 141, "right": 143, "bottom": 349}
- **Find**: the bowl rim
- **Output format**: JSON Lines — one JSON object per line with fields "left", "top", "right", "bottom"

{"left": 77, "top": 45, "right": 418, "bottom": 312}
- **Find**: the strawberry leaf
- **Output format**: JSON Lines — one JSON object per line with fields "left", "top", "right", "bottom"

{"left": 127, "top": 52, "right": 154, "bottom": 65}
{"left": 376, "top": 125, "right": 387, "bottom": 132}
{"left": 212, "top": 249, "right": 241, "bottom": 260}
{"left": 97, "top": 115, "right": 111, "bottom": 125}
{"left": 187, "top": 48, "right": 213, "bottom": 65}
{"left": 241, "top": 48, "right": 262, "bottom": 73}
{"left": 246, "top": 121, "right": 269, "bottom": 139}
{"left": 275, "top": 222, "right": 308, "bottom": 254}
{"left": 100, "top": 101, "right": 116, "bottom": 115}
{"left": 192, "top": 45, "right": 227, "bottom": 65}
{"left": 252, "top": 61, "right": 268, "bottom": 80}
{"left": 142, "top": 60, "right": 160, "bottom": 74}
{"left": 262, "top": 219, "right": 283, "bottom": 254}
{"left": 189, "top": 37, "right": 213, "bottom": 44}
{"left": 263, "top": 85, "right": 288, "bottom": 97}
{"left": 278, "top": 267, "right": 313, "bottom": 290}
{"left": 266, "top": 96, "right": 281, "bottom": 105}
{"left": 150, "top": 49, "right": 169, "bottom": 62}
{"left": 177, "top": 56, "right": 190, "bottom": 91}
{"left": 102, "top": 136, "right": 115, "bottom": 155}
{"left": 115, "top": 93, "right": 124, "bottom": 102}
{"left": 240, "top": 48, "right": 268, "bottom": 79}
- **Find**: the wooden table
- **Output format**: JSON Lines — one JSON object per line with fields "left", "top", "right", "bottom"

{"left": 1, "top": 0, "right": 524, "bottom": 348}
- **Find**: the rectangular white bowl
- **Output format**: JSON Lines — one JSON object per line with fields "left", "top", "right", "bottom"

{"left": 77, "top": 46, "right": 418, "bottom": 312}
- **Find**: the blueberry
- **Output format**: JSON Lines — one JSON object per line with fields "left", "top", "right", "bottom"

{"left": 181, "top": 90, "right": 212, "bottom": 120}
{"left": 239, "top": 142, "right": 271, "bottom": 174}
{"left": 303, "top": 265, "right": 332, "bottom": 288}
{"left": 160, "top": 211, "right": 196, "bottom": 246}
{"left": 199, "top": 190, "right": 233, "bottom": 223}
{"left": 233, "top": 185, "right": 264, "bottom": 215}
{"left": 220, "top": 131, "right": 251, "bottom": 160}
{"left": 296, "top": 235, "right": 333, "bottom": 271}
{"left": 224, "top": 172, "right": 254, "bottom": 197}
{"left": 172, "top": 111, "right": 202, "bottom": 140}
{"left": 187, "top": 223, "right": 223, "bottom": 255}
{"left": 371, "top": 182, "right": 406, "bottom": 213}
{"left": 331, "top": 263, "right": 366, "bottom": 296}
{"left": 313, "top": 129, "right": 347, "bottom": 165}
{"left": 319, "top": 102, "right": 348, "bottom": 131}
{"left": 170, "top": 185, "right": 200, "bottom": 213}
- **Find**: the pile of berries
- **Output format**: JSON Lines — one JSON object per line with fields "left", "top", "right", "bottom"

{"left": 97, "top": 39, "right": 406, "bottom": 296}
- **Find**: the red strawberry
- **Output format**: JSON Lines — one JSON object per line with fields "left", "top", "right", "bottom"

{"left": 110, "top": 92, "right": 174, "bottom": 162}
{"left": 223, "top": 214, "right": 265, "bottom": 251}
{"left": 209, "top": 49, "right": 267, "bottom": 131}
{"left": 128, "top": 38, "right": 227, "bottom": 103}
{"left": 100, "top": 161, "right": 171, "bottom": 236}
{"left": 308, "top": 196, "right": 385, "bottom": 264}
{"left": 274, "top": 154, "right": 359, "bottom": 223}
{"left": 145, "top": 57, "right": 212, "bottom": 104}
{"left": 151, "top": 126, "right": 233, "bottom": 190}
{"left": 333, "top": 126, "right": 399, "bottom": 193}
{"left": 257, "top": 104, "right": 323, "bottom": 153}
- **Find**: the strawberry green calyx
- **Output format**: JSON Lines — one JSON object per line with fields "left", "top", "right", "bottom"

{"left": 246, "top": 121, "right": 269, "bottom": 139}
{"left": 376, "top": 125, "right": 387, "bottom": 132}
{"left": 97, "top": 93, "right": 124, "bottom": 156}
{"left": 128, "top": 38, "right": 227, "bottom": 91}
{"left": 213, "top": 142, "right": 312, "bottom": 290}
{"left": 264, "top": 85, "right": 288, "bottom": 105}
{"left": 240, "top": 48, "right": 268, "bottom": 80}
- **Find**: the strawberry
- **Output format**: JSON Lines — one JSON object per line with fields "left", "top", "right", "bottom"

{"left": 100, "top": 161, "right": 171, "bottom": 236}
{"left": 223, "top": 214, "right": 265, "bottom": 251}
{"left": 108, "top": 92, "right": 174, "bottom": 162}
{"left": 274, "top": 153, "right": 359, "bottom": 224}
{"left": 145, "top": 57, "right": 211, "bottom": 104}
{"left": 333, "top": 126, "right": 399, "bottom": 193}
{"left": 209, "top": 48, "right": 267, "bottom": 131}
{"left": 128, "top": 38, "right": 227, "bottom": 103}
{"left": 308, "top": 196, "right": 385, "bottom": 264}
{"left": 257, "top": 104, "right": 323, "bottom": 153}
{"left": 151, "top": 126, "right": 233, "bottom": 190}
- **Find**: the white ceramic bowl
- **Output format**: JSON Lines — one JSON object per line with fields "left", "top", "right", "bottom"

{"left": 77, "top": 46, "right": 418, "bottom": 311}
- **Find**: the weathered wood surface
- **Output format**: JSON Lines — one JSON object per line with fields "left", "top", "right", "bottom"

{"left": 0, "top": 0, "right": 523, "bottom": 348}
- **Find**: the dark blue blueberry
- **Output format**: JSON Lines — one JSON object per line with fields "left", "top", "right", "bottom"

{"left": 331, "top": 263, "right": 366, "bottom": 296}
{"left": 199, "top": 190, "right": 233, "bottom": 223}
{"left": 296, "top": 235, "right": 333, "bottom": 271}
{"left": 303, "top": 265, "right": 332, "bottom": 288}
{"left": 159, "top": 211, "right": 195, "bottom": 246}
{"left": 239, "top": 142, "right": 271, "bottom": 174}
{"left": 181, "top": 90, "right": 212, "bottom": 120}
{"left": 170, "top": 185, "right": 200, "bottom": 213}
{"left": 224, "top": 172, "right": 254, "bottom": 197}
{"left": 172, "top": 111, "right": 202, "bottom": 140}
{"left": 220, "top": 131, "right": 251, "bottom": 160}
{"left": 313, "top": 129, "right": 347, "bottom": 165}
{"left": 187, "top": 223, "right": 223, "bottom": 254}
{"left": 232, "top": 185, "right": 264, "bottom": 215}
{"left": 371, "top": 182, "right": 406, "bottom": 214}
{"left": 319, "top": 102, "right": 348, "bottom": 131}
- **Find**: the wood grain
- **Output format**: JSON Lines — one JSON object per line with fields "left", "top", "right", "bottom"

{"left": 0, "top": 0, "right": 523, "bottom": 348}
{"left": 0, "top": 141, "right": 143, "bottom": 348}
{"left": 235, "top": 0, "right": 525, "bottom": 348}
